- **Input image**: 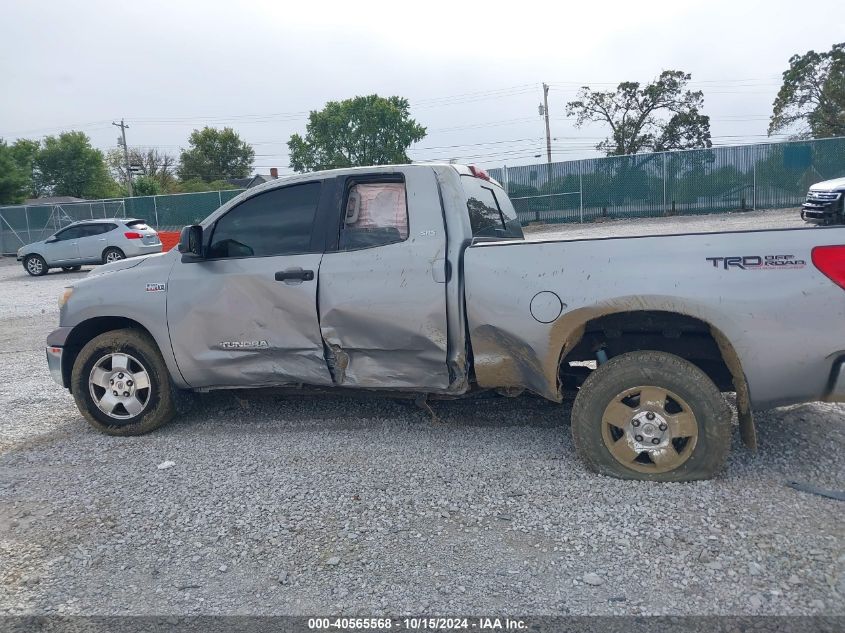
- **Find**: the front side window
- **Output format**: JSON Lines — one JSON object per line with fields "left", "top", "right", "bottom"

{"left": 461, "top": 176, "right": 524, "bottom": 239}
{"left": 54, "top": 226, "right": 85, "bottom": 241}
{"left": 207, "top": 182, "right": 321, "bottom": 259}
{"left": 339, "top": 182, "right": 409, "bottom": 250}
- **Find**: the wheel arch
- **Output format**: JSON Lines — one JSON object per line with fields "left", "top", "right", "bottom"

{"left": 61, "top": 317, "right": 161, "bottom": 389}
{"left": 102, "top": 245, "right": 125, "bottom": 262}
{"left": 554, "top": 308, "right": 755, "bottom": 449}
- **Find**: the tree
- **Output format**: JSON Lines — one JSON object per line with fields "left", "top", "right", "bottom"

{"left": 9, "top": 138, "right": 41, "bottom": 199}
{"left": 0, "top": 140, "right": 32, "bottom": 204}
{"left": 35, "top": 131, "right": 117, "bottom": 198}
{"left": 173, "top": 178, "right": 238, "bottom": 193}
{"left": 108, "top": 147, "right": 177, "bottom": 192}
{"left": 178, "top": 127, "right": 254, "bottom": 182}
{"left": 769, "top": 42, "right": 845, "bottom": 139}
{"left": 288, "top": 95, "right": 426, "bottom": 172}
{"left": 130, "top": 175, "right": 162, "bottom": 197}
{"left": 566, "top": 70, "right": 712, "bottom": 156}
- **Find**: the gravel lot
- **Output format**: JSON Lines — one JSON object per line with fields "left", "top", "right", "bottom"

{"left": 0, "top": 208, "right": 842, "bottom": 617}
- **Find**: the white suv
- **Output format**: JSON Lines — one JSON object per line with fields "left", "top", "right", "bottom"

{"left": 16, "top": 218, "right": 162, "bottom": 276}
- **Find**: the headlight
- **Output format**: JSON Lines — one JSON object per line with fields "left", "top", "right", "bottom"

{"left": 58, "top": 287, "right": 73, "bottom": 309}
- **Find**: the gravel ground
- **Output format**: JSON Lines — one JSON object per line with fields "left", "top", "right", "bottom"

{"left": 0, "top": 209, "right": 843, "bottom": 617}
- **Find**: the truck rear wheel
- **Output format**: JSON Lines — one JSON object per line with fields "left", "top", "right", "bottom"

{"left": 70, "top": 328, "right": 177, "bottom": 436}
{"left": 571, "top": 351, "right": 731, "bottom": 481}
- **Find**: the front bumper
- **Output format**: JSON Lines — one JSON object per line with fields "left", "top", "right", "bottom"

{"left": 46, "top": 346, "right": 64, "bottom": 387}
{"left": 45, "top": 327, "right": 72, "bottom": 388}
{"left": 801, "top": 193, "right": 843, "bottom": 224}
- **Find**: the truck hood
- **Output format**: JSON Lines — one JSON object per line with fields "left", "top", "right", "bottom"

{"left": 84, "top": 252, "right": 165, "bottom": 280}
{"left": 809, "top": 176, "right": 845, "bottom": 192}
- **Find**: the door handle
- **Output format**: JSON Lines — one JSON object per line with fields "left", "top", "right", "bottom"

{"left": 275, "top": 268, "right": 314, "bottom": 282}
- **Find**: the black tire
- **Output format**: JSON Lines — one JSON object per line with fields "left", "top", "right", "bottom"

{"left": 61, "top": 266, "right": 82, "bottom": 272}
{"left": 23, "top": 254, "right": 48, "bottom": 276}
{"left": 571, "top": 351, "right": 731, "bottom": 482}
{"left": 70, "top": 328, "right": 177, "bottom": 436}
{"left": 102, "top": 247, "right": 125, "bottom": 264}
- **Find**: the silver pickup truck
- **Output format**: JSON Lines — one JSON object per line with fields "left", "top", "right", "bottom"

{"left": 45, "top": 164, "right": 845, "bottom": 481}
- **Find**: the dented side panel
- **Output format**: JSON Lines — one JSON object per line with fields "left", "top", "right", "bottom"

{"left": 317, "top": 167, "right": 451, "bottom": 390}
{"left": 167, "top": 253, "right": 333, "bottom": 388}
{"left": 464, "top": 228, "right": 845, "bottom": 409}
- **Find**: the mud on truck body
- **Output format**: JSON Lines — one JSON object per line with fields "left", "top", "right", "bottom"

{"left": 46, "top": 164, "right": 845, "bottom": 481}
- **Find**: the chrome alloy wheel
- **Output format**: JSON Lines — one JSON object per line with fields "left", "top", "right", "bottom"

{"left": 88, "top": 353, "right": 151, "bottom": 420}
{"left": 600, "top": 385, "right": 699, "bottom": 473}
{"left": 105, "top": 250, "right": 123, "bottom": 263}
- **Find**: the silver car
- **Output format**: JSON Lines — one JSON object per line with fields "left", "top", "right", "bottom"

{"left": 16, "top": 218, "right": 162, "bottom": 276}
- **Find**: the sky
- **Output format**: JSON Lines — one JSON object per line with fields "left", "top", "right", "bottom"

{"left": 1, "top": 0, "right": 843, "bottom": 177}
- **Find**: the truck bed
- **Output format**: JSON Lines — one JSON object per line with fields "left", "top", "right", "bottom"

{"left": 524, "top": 207, "right": 803, "bottom": 242}
{"left": 464, "top": 216, "right": 845, "bottom": 410}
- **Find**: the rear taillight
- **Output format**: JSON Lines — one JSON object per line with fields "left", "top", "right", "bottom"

{"left": 468, "top": 165, "right": 491, "bottom": 181}
{"left": 811, "top": 245, "right": 845, "bottom": 289}
{"left": 124, "top": 231, "right": 143, "bottom": 239}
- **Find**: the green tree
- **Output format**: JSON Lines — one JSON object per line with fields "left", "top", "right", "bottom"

{"left": 769, "top": 42, "right": 845, "bottom": 139}
{"left": 178, "top": 127, "right": 254, "bottom": 182}
{"left": 288, "top": 95, "right": 426, "bottom": 172}
{"left": 173, "top": 178, "right": 238, "bottom": 193}
{"left": 35, "top": 131, "right": 116, "bottom": 198}
{"left": 9, "top": 138, "right": 41, "bottom": 198}
{"left": 566, "top": 70, "right": 712, "bottom": 156}
{"left": 0, "top": 140, "right": 32, "bottom": 204}
{"left": 130, "top": 175, "right": 162, "bottom": 197}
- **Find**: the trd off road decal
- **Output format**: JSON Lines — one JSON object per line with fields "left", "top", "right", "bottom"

{"left": 705, "top": 255, "right": 806, "bottom": 270}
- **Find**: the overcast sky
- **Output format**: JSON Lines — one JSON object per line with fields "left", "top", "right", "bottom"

{"left": 1, "top": 0, "right": 843, "bottom": 175}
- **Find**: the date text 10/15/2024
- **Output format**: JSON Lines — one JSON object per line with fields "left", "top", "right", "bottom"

{"left": 307, "top": 617, "right": 528, "bottom": 630}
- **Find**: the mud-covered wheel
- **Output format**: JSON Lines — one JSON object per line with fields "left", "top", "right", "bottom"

{"left": 102, "top": 247, "right": 125, "bottom": 264}
{"left": 571, "top": 351, "right": 731, "bottom": 481}
{"left": 24, "top": 254, "right": 48, "bottom": 276}
{"left": 71, "top": 328, "right": 177, "bottom": 436}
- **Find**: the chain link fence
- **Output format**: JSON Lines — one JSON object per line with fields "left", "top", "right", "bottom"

{"left": 3, "top": 137, "right": 844, "bottom": 253}
{"left": 0, "top": 189, "right": 244, "bottom": 255}
{"left": 489, "top": 136, "right": 845, "bottom": 224}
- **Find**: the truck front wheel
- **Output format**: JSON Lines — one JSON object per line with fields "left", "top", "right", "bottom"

{"left": 571, "top": 351, "right": 731, "bottom": 481}
{"left": 70, "top": 328, "right": 177, "bottom": 436}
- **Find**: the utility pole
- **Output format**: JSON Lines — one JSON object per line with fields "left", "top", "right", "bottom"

{"left": 542, "top": 83, "right": 552, "bottom": 164}
{"left": 112, "top": 119, "right": 133, "bottom": 196}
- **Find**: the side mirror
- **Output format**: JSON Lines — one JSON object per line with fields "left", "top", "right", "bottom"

{"left": 46, "top": 236, "right": 58, "bottom": 243}
{"left": 178, "top": 225, "right": 204, "bottom": 261}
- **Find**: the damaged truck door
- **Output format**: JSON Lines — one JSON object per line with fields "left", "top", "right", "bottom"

{"left": 167, "top": 182, "right": 334, "bottom": 388}
{"left": 317, "top": 170, "right": 450, "bottom": 390}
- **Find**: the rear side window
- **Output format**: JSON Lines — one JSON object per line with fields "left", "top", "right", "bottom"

{"left": 125, "top": 220, "right": 150, "bottom": 230}
{"left": 339, "top": 181, "right": 409, "bottom": 250}
{"left": 208, "top": 182, "right": 321, "bottom": 259}
{"left": 85, "top": 223, "right": 116, "bottom": 236}
{"left": 461, "top": 176, "right": 524, "bottom": 239}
